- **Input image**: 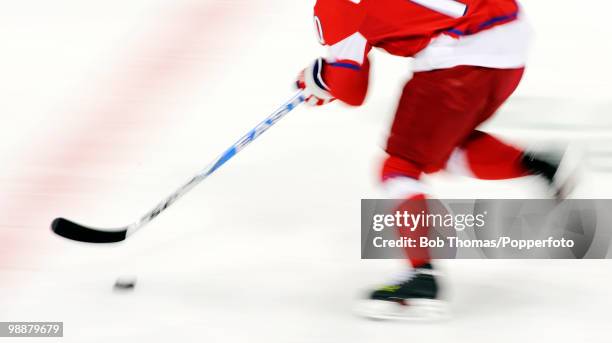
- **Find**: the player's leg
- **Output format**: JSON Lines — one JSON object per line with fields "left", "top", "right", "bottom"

{"left": 446, "top": 130, "right": 529, "bottom": 180}
{"left": 447, "top": 130, "right": 564, "bottom": 183}
{"left": 356, "top": 156, "right": 446, "bottom": 320}
{"left": 357, "top": 66, "right": 493, "bottom": 320}
{"left": 379, "top": 156, "right": 431, "bottom": 269}
{"left": 444, "top": 68, "right": 572, "bottom": 196}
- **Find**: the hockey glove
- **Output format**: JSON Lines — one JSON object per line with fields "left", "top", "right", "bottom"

{"left": 296, "top": 57, "right": 335, "bottom": 106}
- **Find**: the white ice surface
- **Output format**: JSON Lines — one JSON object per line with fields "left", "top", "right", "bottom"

{"left": 0, "top": 1, "right": 611, "bottom": 342}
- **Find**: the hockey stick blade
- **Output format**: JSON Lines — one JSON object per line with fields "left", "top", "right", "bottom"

{"left": 51, "top": 217, "right": 128, "bottom": 243}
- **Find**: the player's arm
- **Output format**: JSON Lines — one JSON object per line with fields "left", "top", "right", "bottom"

{"left": 297, "top": 48, "right": 371, "bottom": 107}
{"left": 296, "top": 0, "right": 370, "bottom": 107}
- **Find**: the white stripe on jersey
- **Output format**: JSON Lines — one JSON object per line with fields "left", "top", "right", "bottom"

{"left": 327, "top": 32, "right": 368, "bottom": 65}
{"left": 410, "top": 0, "right": 467, "bottom": 18}
{"left": 412, "top": 10, "right": 533, "bottom": 72}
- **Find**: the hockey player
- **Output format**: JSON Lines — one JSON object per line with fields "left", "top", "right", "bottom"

{"left": 296, "top": 0, "right": 566, "bottom": 320}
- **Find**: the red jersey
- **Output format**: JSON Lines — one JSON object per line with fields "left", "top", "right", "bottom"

{"left": 312, "top": 0, "right": 531, "bottom": 105}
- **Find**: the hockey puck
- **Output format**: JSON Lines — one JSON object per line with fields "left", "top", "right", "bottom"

{"left": 113, "top": 276, "right": 137, "bottom": 291}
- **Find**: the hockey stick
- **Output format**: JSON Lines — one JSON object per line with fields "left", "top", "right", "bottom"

{"left": 51, "top": 91, "right": 306, "bottom": 243}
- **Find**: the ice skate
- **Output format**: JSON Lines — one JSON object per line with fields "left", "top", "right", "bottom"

{"left": 355, "top": 264, "right": 449, "bottom": 321}
{"left": 521, "top": 148, "right": 579, "bottom": 199}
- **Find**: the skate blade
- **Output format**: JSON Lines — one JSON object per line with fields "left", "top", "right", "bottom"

{"left": 354, "top": 298, "right": 450, "bottom": 321}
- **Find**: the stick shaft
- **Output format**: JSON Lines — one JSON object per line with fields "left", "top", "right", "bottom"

{"left": 126, "top": 91, "right": 305, "bottom": 236}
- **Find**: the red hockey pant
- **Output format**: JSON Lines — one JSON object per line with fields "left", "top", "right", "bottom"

{"left": 383, "top": 65, "right": 528, "bottom": 267}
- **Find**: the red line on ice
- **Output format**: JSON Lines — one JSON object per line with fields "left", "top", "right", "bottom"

{"left": 0, "top": 1, "right": 258, "bottom": 275}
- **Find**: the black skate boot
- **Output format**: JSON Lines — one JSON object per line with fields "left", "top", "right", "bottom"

{"left": 355, "top": 264, "right": 448, "bottom": 320}
{"left": 521, "top": 150, "right": 577, "bottom": 199}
